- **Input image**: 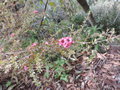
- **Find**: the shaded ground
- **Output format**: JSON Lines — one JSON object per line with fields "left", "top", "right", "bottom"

{"left": 82, "top": 45, "right": 120, "bottom": 90}
{"left": 0, "top": 45, "right": 120, "bottom": 90}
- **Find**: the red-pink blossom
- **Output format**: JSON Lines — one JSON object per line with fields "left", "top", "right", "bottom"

{"left": 33, "top": 10, "right": 39, "bottom": 14}
{"left": 58, "top": 38, "right": 65, "bottom": 46}
{"left": 31, "top": 43, "right": 37, "bottom": 47}
{"left": 63, "top": 42, "right": 71, "bottom": 48}
{"left": 10, "top": 33, "right": 15, "bottom": 37}
{"left": 24, "top": 66, "right": 28, "bottom": 71}
{"left": 58, "top": 37, "right": 74, "bottom": 48}
{"left": 45, "top": 41, "right": 49, "bottom": 45}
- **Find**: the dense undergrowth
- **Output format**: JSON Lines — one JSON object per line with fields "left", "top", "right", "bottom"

{"left": 0, "top": 0, "right": 120, "bottom": 89}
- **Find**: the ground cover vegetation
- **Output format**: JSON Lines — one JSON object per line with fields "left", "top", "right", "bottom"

{"left": 0, "top": 0, "right": 120, "bottom": 89}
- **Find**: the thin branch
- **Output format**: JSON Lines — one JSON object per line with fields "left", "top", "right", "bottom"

{"left": 37, "top": 0, "right": 49, "bottom": 42}
{"left": 39, "top": 0, "right": 49, "bottom": 26}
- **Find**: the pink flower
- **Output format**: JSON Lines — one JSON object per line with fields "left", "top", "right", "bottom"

{"left": 63, "top": 43, "right": 71, "bottom": 48}
{"left": 58, "top": 38, "right": 65, "bottom": 46}
{"left": 33, "top": 10, "right": 39, "bottom": 14}
{"left": 58, "top": 37, "right": 74, "bottom": 48}
{"left": 65, "top": 37, "right": 74, "bottom": 43}
{"left": 45, "top": 41, "right": 49, "bottom": 45}
{"left": 10, "top": 33, "right": 15, "bottom": 37}
{"left": 24, "top": 66, "right": 28, "bottom": 71}
{"left": 65, "top": 37, "right": 72, "bottom": 42}
{"left": 31, "top": 43, "right": 37, "bottom": 47}
{"left": 0, "top": 48, "right": 3, "bottom": 52}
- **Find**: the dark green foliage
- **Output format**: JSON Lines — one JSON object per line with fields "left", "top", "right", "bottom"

{"left": 21, "top": 31, "right": 38, "bottom": 48}
{"left": 71, "top": 14, "right": 85, "bottom": 25}
{"left": 91, "top": 1, "right": 120, "bottom": 34}
{"left": 44, "top": 58, "right": 69, "bottom": 82}
{"left": 45, "top": 52, "right": 61, "bottom": 62}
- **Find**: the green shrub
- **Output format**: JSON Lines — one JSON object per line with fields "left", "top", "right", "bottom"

{"left": 91, "top": 1, "right": 120, "bottom": 34}
{"left": 71, "top": 14, "right": 85, "bottom": 25}
{"left": 21, "top": 30, "right": 38, "bottom": 48}
{"left": 44, "top": 58, "right": 69, "bottom": 82}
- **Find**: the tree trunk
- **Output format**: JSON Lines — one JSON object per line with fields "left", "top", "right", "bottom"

{"left": 77, "top": 0, "right": 96, "bottom": 26}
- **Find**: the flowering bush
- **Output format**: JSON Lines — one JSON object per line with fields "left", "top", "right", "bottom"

{"left": 0, "top": 0, "right": 118, "bottom": 89}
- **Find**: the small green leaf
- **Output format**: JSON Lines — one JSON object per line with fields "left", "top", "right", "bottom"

{"left": 59, "top": 0, "right": 64, "bottom": 3}
{"left": 60, "top": 73, "right": 68, "bottom": 82}
{"left": 95, "top": 44, "right": 99, "bottom": 51}
{"left": 40, "top": 0, "right": 44, "bottom": 4}
{"left": 55, "top": 67, "right": 64, "bottom": 73}
{"left": 7, "top": 85, "right": 16, "bottom": 90}
{"left": 54, "top": 73, "right": 59, "bottom": 78}
{"left": 49, "top": 2, "right": 56, "bottom": 7}
{"left": 44, "top": 72, "right": 50, "bottom": 78}
{"left": 6, "top": 81, "right": 12, "bottom": 87}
